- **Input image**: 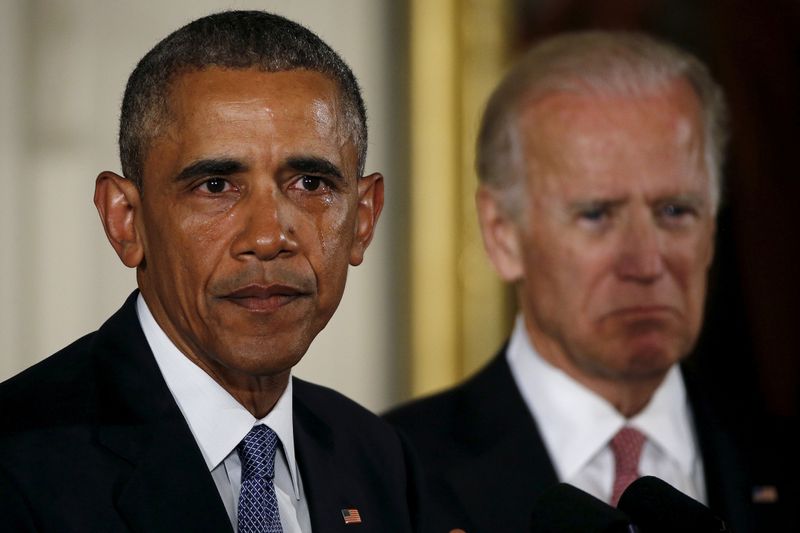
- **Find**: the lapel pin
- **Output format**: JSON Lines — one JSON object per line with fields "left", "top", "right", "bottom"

{"left": 752, "top": 485, "right": 779, "bottom": 504}
{"left": 341, "top": 508, "right": 362, "bottom": 525}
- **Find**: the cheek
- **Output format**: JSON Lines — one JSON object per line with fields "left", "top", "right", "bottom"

{"left": 666, "top": 235, "right": 712, "bottom": 290}
{"left": 156, "top": 213, "right": 227, "bottom": 288}
{"left": 301, "top": 204, "right": 356, "bottom": 282}
{"left": 523, "top": 233, "right": 591, "bottom": 312}
{"left": 322, "top": 200, "right": 357, "bottom": 245}
{"left": 557, "top": 241, "right": 613, "bottom": 302}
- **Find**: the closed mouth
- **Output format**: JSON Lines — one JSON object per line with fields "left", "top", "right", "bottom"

{"left": 221, "top": 284, "right": 308, "bottom": 312}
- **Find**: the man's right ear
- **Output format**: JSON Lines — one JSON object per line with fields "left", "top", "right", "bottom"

{"left": 94, "top": 171, "right": 144, "bottom": 268}
{"left": 475, "top": 185, "right": 525, "bottom": 283}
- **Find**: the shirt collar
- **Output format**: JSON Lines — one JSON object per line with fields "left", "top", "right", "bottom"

{"left": 628, "top": 365, "right": 696, "bottom": 479}
{"left": 506, "top": 314, "right": 697, "bottom": 481}
{"left": 136, "top": 294, "right": 301, "bottom": 499}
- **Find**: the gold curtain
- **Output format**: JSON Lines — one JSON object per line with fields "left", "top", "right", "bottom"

{"left": 408, "top": 0, "right": 514, "bottom": 397}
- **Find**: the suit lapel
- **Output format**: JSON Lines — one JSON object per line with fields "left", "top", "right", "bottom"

{"left": 99, "top": 420, "right": 233, "bottom": 533}
{"left": 91, "top": 292, "right": 232, "bottom": 533}
{"left": 684, "top": 367, "right": 753, "bottom": 533}
{"left": 292, "top": 387, "right": 359, "bottom": 533}
{"left": 447, "top": 428, "right": 558, "bottom": 533}
{"left": 445, "top": 352, "right": 558, "bottom": 533}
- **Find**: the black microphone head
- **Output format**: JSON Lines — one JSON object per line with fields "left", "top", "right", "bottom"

{"left": 618, "top": 476, "right": 729, "bottom": 533}
{"left": 530, "top": 483, "right": 633, "bottom": 533}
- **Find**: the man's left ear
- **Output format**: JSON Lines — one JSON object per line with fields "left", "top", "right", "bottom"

{"left": 349, "top": 172, "right": 384, "bottom": 266}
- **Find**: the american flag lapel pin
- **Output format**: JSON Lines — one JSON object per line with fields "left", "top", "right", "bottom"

{"left": 341, "top": 508, "right": 362, "bottom": 525}
{"left": 752, "top": 485, "right": 779, "bottom": 504}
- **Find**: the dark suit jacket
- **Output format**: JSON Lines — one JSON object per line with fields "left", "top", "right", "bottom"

{"left": 0, "top": 292, "right": 423, "bottom": 532}
{"left": 385, "top": 347, "right": 792, "bottom": 533}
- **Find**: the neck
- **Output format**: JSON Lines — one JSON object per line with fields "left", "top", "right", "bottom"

{"left": 203, "top": 366, "right": 291, "bottom": 419}
{"left": 583, "top": 374, "right": 664, "bottom": 417}
{"left": 522, "top": 320, "right": 667, "bottom": 418}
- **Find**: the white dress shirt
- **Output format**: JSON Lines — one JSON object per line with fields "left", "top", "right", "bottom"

{"left": 137, "top": 295, "right": 312, "bottom": 532}
{"left": 506, "top": 315, "right": 706, "bottom": 504}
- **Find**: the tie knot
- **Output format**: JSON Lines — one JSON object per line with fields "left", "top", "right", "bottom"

{"left": 238, "top": 425, "right": 279, "bottom": 481}
{"left": 609, "top": 426, "right": 646, "bottom": 506}
{"left": 610, "top": 427, "right": 646, "bottom": 472}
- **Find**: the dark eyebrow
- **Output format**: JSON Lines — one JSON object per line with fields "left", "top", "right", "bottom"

{"left": 286, "top": 156, "right": 345, "bottom": 182}
{"left": 172, "top": 158, "right": 247, "bottom": 183}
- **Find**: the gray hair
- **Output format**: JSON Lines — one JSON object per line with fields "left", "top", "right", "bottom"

{"left": 120, "top": 10, "right": 367, "bottom": 189}
{"left": 476, "top": 31, "right": 729, "bottom": 215}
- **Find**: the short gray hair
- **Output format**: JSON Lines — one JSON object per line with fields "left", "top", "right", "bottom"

{"left": 476, "top": 31, "right": 729, "bottom": 214}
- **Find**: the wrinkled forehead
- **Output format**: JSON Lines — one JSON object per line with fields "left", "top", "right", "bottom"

{"left": 140, "top": 67, "right": 360, "bottom": 182}
{"left": 517, "top": 78, "right": 706, "bottom": 171}
{"left": 167, "top": 69, "right": 352, "bottom": 144}
{"left": 166, "top": 67, "right": 350, "bottom": 127}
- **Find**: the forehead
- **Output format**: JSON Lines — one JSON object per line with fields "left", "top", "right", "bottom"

{"left": 167, "top": 67, "right": 344, "bottom": 133}
{"left": 144, "top": 67, "right": 357, "bottom": 177}
{"left": 517, "top": 79, "right": 708, "bottom": 196}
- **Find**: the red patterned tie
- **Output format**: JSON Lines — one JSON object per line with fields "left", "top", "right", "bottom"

{"left": 609, "top": 427, "right": 646, "bottom": 507}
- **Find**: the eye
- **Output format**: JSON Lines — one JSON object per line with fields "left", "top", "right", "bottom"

{"left": 291, "top": 175, "right": 332, "bottom": 193}
{"left": 658, "top": 202, "right": 698, "bottom": 223}
{"left": 655, "top": 201, "right": 701, "bottom": 229}
{"left": 579, "top": 206, "right": 609, "bottom": 222}
{"left": 301, "top": 176, "right": 322, "bottom": 191}
{"left": 197, "top": 177, "right": 232, "bottom": 194}
{"left": 661, "top": 203, "right": 693, "bottom": 218}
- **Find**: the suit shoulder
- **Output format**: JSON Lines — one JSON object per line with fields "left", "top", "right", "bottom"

{"left": 292, "top": 377, "right": 396, "bottom": 436}
{"left": 0, "top": 332, "right": 97, "bottom": 428}
{"left": 383, "top": 351, "right": 508, "bottom": 436}
{"left": 383, "top": 384, "right": 465, "bottom": 432}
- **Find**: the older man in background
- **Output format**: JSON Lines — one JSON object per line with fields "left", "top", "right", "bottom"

{"left": 387, "top": 31, "right": 790, "bottom": 533}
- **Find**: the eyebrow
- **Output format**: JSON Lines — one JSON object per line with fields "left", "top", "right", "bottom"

{"left": 286, "top": 156, "right": 345, "bottom": 182}
{"left": 172, "top": 158, "right": 248, "bottom": 183}
{"left": 568, "top": 193, "right": 707, "bottom": 213}
{"left": 656, "top": 193, "right": 706, "bottom": 208}
{"left": 568, "top": 198, "right": 625, "bottom": 212}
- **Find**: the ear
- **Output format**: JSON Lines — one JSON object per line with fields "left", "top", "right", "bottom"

{"left": 94, "top": 171, "right": 145, "bottom": 268}
{"left": 349, "top": 172, "right": 385, "bottom": 266}
{"left": 476, "top": 185, "right": 525, "bottom": 282}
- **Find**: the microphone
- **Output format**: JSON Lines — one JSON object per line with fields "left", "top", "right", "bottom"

{"left": 618, "top": 476, "right": 730, "bottom": 532}
{"left": 530, "top": 482, "right": 637, "bottom": 533}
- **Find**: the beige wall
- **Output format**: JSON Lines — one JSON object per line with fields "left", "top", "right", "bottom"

{"left": 0, "top": 0, "right": 406, "bottom": 412}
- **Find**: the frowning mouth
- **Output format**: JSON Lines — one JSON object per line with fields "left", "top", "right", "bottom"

{"left": 605, "top": 305, "right": 678, "bottom": 320}
{"left": 221, "top": 284, "right": 308, "bottom": 313}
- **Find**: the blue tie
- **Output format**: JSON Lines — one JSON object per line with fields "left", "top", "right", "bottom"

{"left": 237, "top": 425, "right": 283, "bottom": 533}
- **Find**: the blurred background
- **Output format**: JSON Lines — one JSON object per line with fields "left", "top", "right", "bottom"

{"left": 1, "top": 0, "right": 797, "bottom": 418}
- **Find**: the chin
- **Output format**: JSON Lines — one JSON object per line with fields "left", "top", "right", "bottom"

{"left": 621, "top": 351, "right": 676, "bottom": 380}
{"left": 614, "top": 334, "right": 687, "bottom": 378}
{"left": 218, "top": 338, "right": 309, "bottom": 377}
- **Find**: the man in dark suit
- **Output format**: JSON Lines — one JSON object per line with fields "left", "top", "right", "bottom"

{"left": 0, "top": 11, "right": 421, "bottom": 533}
{"left": 386, "top": 31, "right": 789, "bottom": 532}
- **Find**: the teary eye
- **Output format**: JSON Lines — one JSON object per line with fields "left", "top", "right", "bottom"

{"left": 202, "top": 177, "right": 229, "bottom": 194}
{"left": 301, "top": 176, "right": 322, "bottom": 191}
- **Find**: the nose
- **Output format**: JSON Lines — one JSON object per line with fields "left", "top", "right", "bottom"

{"left": 615, "top": 215, "right": 665, "bottom": 283}
{"left": 231, "top": 189, "right": 298, "bottom": 261}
